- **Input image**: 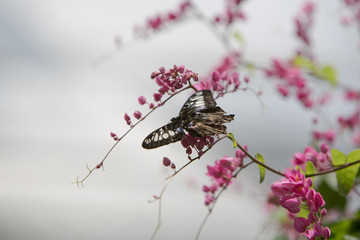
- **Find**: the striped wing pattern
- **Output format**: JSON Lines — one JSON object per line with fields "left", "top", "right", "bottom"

{"left": 142, "top": 90, "right": 234, "bottom": 149}
{"left": 142, "top": 117, "right": 185, "bottom": 149}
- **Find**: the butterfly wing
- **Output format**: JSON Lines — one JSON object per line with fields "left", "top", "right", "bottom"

{"left": 142, "top": 117, "right": 186, "bottom": 149}
{"left": 185, "top": 107, "right": 235, "bottom": 137}
{"left": 179, "top": 90, "right": 234, "bottom": 137}
{"left": 142, "top": 90, "right": 234, "bottom": 149}
{"left": 179, "top": 90, "right": 217, "bottom": 119}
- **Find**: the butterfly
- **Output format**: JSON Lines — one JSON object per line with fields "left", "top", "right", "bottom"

{"left": 142, "top": 90, "right": 234, "bottom": 149}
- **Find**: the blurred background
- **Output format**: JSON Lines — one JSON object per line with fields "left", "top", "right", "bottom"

{"left": 0, "top": 0, "right": 359, "bottom": 239}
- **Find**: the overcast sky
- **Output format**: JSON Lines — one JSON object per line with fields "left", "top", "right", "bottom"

{"left": 0, "top": 0, "right": 359, "bottom": 239}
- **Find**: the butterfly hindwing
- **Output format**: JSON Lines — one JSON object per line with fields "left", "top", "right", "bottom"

{"left": 142, "top": 117, "right": 186, "bottom": 149}
{"left": 185, "top": 107, "right": 234, "bottom": 137}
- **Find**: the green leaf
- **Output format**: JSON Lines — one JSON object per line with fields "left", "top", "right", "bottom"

{"left": 255, "top": 153, "right": 265, "bottom": 184}
{"left": 292, "top": 55, "right": 338, "bottom": 86}
{"left": 297, "top": 205, "right": 310, "bottom": 219}
{"left": 332, "top": 149, "right": 360, "bottom": 196}
{"left": 317, "top": 179, "right": 347, "bottom": 211}
{"left": 305, "top": 161, "right": 315, "bottom": 182}
{"left": 318, "top": 65, "right": 338, "bottom": 86}
{"left": 329, "top": 219, "right": 352, "bottom": 240}
{"left": 293, "top": 55, "right": 315, "bottom": 71}
{"left": 245, "top": 63, "right": 255, "bottom": 76}
{"left": 233, "top": 31, "right": 246, "bottom": 46}
{"left": 329, "top": 209, "right": 360, "bottom": 239}
{"left": 227, "top": 133, "right": 237, "bottom": 148}
{"left": 331, "top": 148, "right": 346, "bottom": 166}
{"left": 342, "top": 149, "right": 360, "bottom": 194}
{"left": 347, "top": 149, "right": 360, "bottom": 167}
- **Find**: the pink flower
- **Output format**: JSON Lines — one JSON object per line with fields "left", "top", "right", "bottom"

{"left": 195, "top": 52, "right": 242, "bottom": 94}
{"left": 320, "top": 143, "right": 329, "bottom": 153}
{"left": 212, "top": 71, "right": 220, "bottom": 82}
{"left": 138, "top": 96, "right": 147, "bottom": 105}
{"left": 322, "top": 227, "right": 331, "bottom": 238}
{"left": 345, "top": 89, "right": 360, "bottom": 100}
{"left": 302, "top": 1, "right": 315, "bottom": 15}
{"left": 148, "top": 16, "right": 162, "bottom": 30}
{"left": 280, "top": 196, "right": 301, "bottom": 213}
{"left": 153, "top": 92, "right": 162, "bottom": 102}
{"left": 167, "top": 11, "right": 177, "bottom": 20}
{"left": 205, "top": 194, "right": 214, "bottom": 206}
{"left": 271, "top": 168, "right": 330, "bottom": 239}
{"left": 155, "top": 76, "right": 164, "bottom": 86}
{"left": 277, "top": 84, "right": 289, "bottom": 97}
{"left": 294, "top": 217, "right": 309, "bottom": 233}
{"left": 294, "top": 1, "right": 315, "bottom": 46}
{"left": 124, "top": 113, "right": 131, "bottom": 125}
{"left": 163, "top": 157, "right": 171, "bottom": 167}
{"left": 323, "top": 130, "right": 336, "bottom": 143}
{"left": 266, "top": 58, "right": 315, "bottom": 108}
{"left": 134, "top": 2, "right": 192, "bottom": 37}
{"left": 303, "top": 229, "right": 316, "bottom": 240}
{"left": 133, "top": 110, "right": 142, "bottom": 120}
{"left": 180, "top": 1, "right": 191, "bottom": 12}
{"left": 203, "top": 148, "right": 248, "bottom": 207}
{"left": 291, "top": 152, "right": 306, "bottom": 167}
{"left": 213, "top": 0, "right": 246, "bottom": 25}
{"left": 110, "top": 132, "right": 119, "bottom": 141}
{"left": 271, "top": 181, "right": 288, "bottom": 197}
{"left": 181, "top": 134, "right": 214, "bottom": 157}
{"left": 294, "top": 147, "right": 319, "bottom": 169}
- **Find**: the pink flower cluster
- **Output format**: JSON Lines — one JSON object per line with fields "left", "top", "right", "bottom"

{"left": 151, "top": 65, "right": 198, "bottom": 97}
{"left": 337, "top": 89, "right": 360, "bottom": 146}
{"left": 338, "top": 110, "right": 360, "bottom": 146}
{"left": 202, "top": 147, "right": 247, "bottom": 206}
{"left": 110, "top": 132, "right": 119, "bottom": 141}
{"left": 291, "top": 144, "right": 332, "bottom": 171}
{"left": 341, "top": 0, "right": 360, "bottom": 26}
{"left": 312, "top": 130, "right": 336, "bottom": 146}
{"left": 265, "top": 59, "right": 314, "bottom": 108}
{"left": 344, "top": 89, "right": 360, "bottom": 101}
{"left": 214, "top": 0, "right": 246, "bottom": 25}
{"left": 134, "top": 1, "right": 192, "bottom": 37}
{"left": 162, "top": 157, "right": 176, "bottom": 170}
{"left": 181, "top": 134, "right": 215, "bottom": 157}
{"left": 200, "top": 70, "right": 241, "bottom": 95}
{"left": 294, "top": 1, "right": 315, "bottom": 46}
{"left": 196, "top": 52, "right": 243, "bottom": 95}
{"left": 271, "top": 169, "right": 330, "bottom": 240}
{"left": 122, "top": 65, "right": 198, "bottom": 127}
{"left": 123, "top": 111, "right": 143, "bottom": 126}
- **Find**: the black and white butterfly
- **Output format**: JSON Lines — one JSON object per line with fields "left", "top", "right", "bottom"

{"left": 142, "top": 90, "right": 234, "bottom": 149}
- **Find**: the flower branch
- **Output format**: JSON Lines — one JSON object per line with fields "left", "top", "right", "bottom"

{"left": 74, "top": 81, "right": 195, "bottom": 187}
{"left": 229, "top": 136, "right": 286, "bottom": 177}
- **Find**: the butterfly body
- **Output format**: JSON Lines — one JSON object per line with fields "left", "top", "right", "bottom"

{"left": 142, "top": 90, "right": 234, "bottom": 149}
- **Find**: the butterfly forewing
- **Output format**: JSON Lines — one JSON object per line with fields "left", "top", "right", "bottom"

{"left": 179, "top": 90, "right": 216, "bottom": 119}
{"left": 142, "top": 117, "right": 186, "bottom": 149}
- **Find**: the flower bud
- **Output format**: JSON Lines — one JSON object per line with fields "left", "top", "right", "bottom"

{"left": 163, "top": 157, "right": 171, "bottom": 167}
{"left": 133, "top": 111, "right": 142, "bottom": 120}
